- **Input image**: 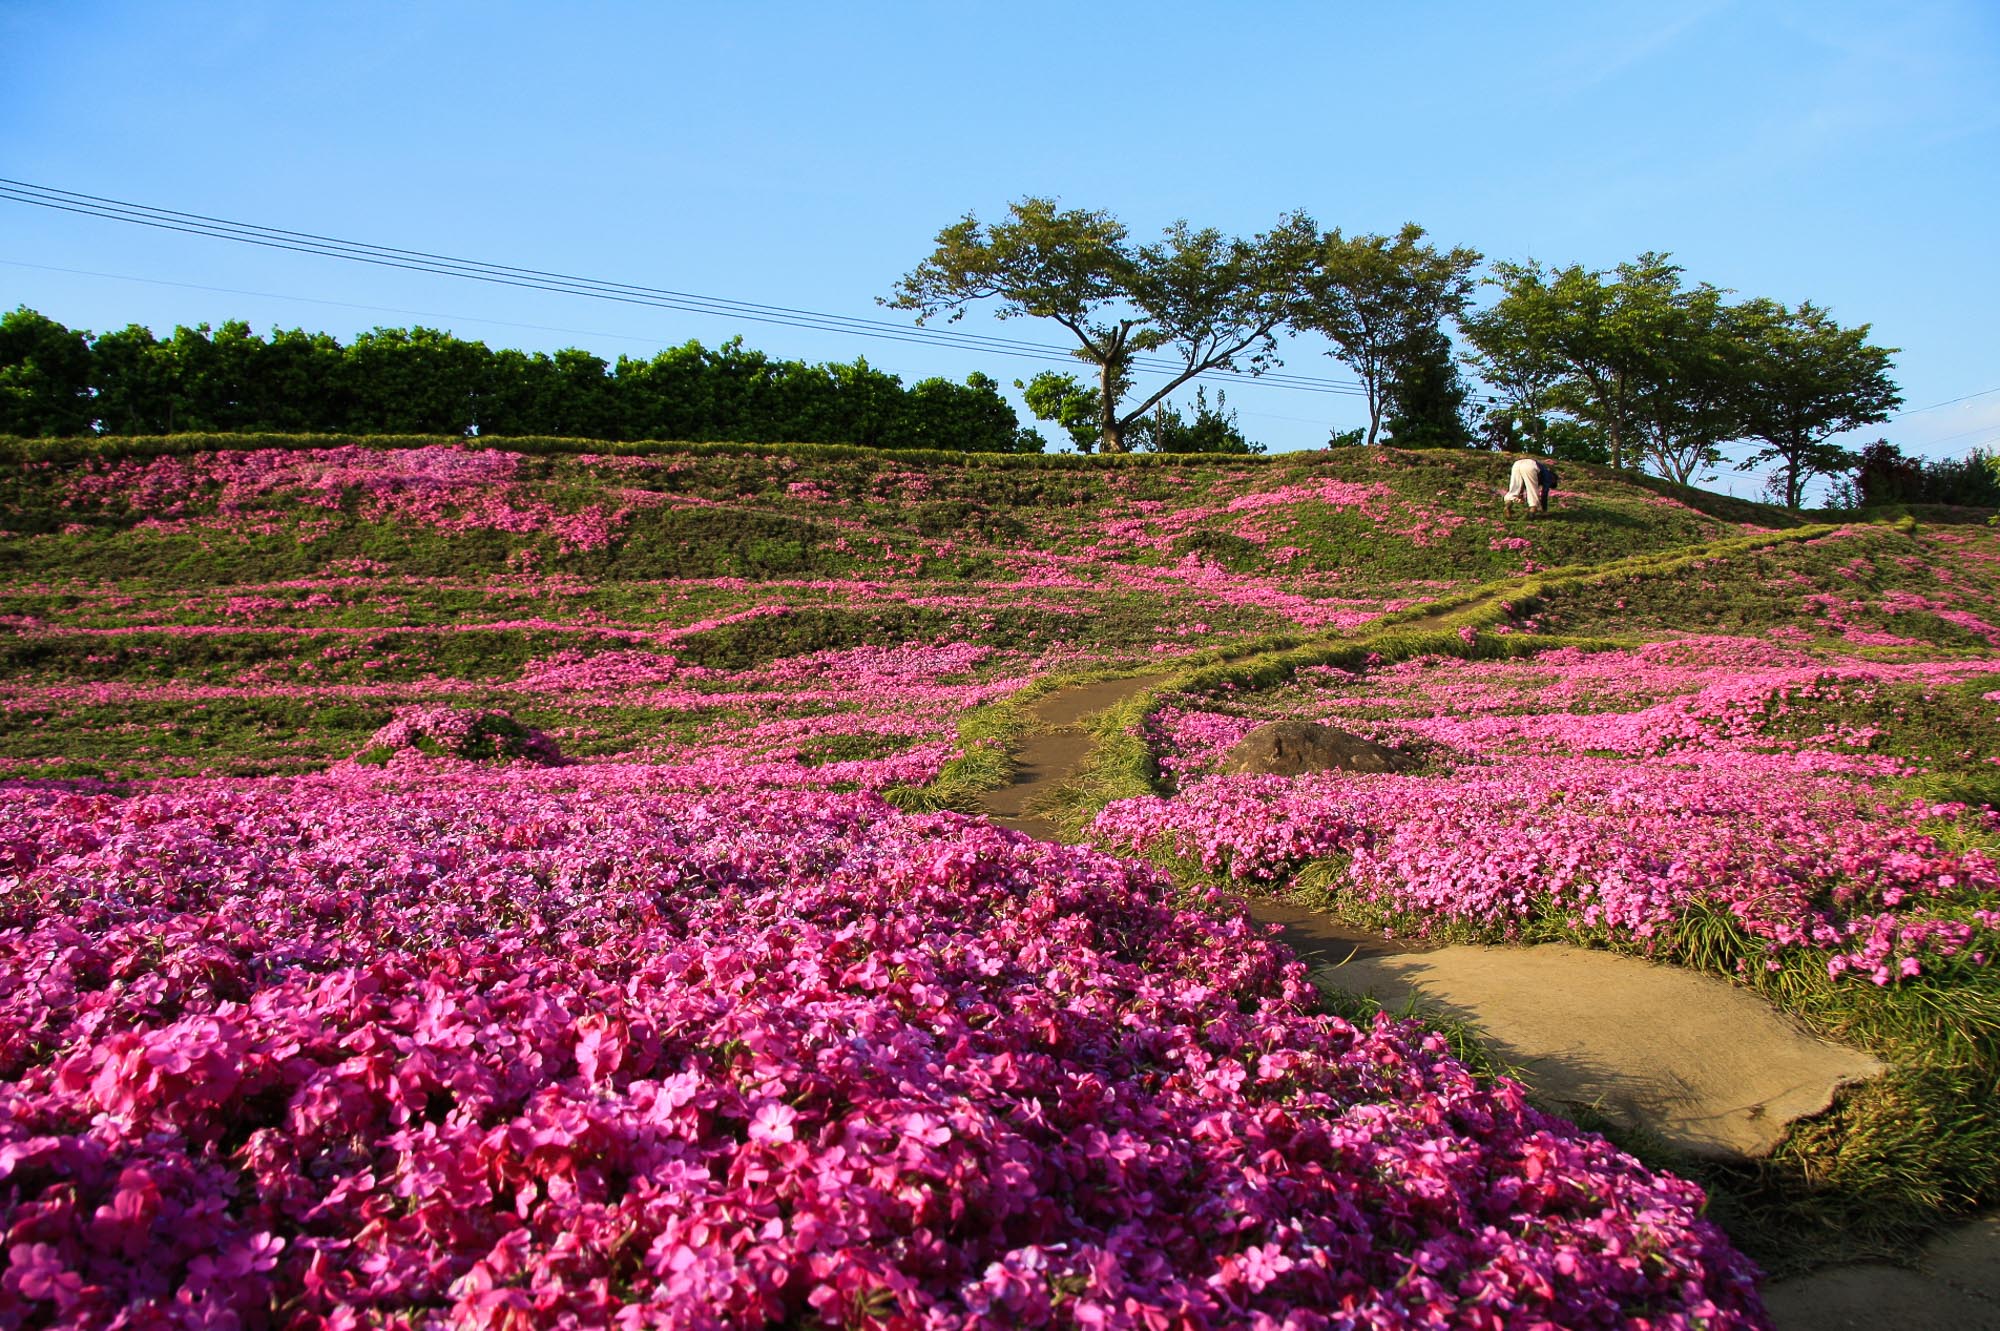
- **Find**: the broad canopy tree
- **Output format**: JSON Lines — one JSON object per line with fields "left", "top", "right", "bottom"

{"left": 1624, "top": 281, "right": 1749, "bottom": 487}
{"left": 1732, "top": 299, "right": 1900, "bottom": 509}
{"left": 1466, "top": 255, "right": 1687, "bottom": 472}
{"left": 1463, "top": 257, "right": 1899, "bottom": 505}
{"left": 1293, "top": 224, "right": 1481, "bottom": 447}
{"left": 886, "top": 198, "right": 1317, "bottom": 454}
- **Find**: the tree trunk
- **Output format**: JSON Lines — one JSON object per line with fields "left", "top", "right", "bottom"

{"left": 1607, "top": 370, "right": 1625, "bottom": 469}
{"left": 1098, "top": 360, "right": 1125, "bottom": 454}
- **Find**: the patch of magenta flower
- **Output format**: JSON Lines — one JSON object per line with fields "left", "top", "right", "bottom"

{"left": 1094, "top": 759, "right": 1997, "bottom": 986}
{"left": 0, "top": 782, "right": 1764, "bottom": 1328}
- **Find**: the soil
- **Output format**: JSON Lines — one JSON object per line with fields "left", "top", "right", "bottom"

{"left": 1763, "top": 1216, "right": 2000, "bottom": 1329}
{"left": 978, "top": 674, "right": 1168, "bottom": 841}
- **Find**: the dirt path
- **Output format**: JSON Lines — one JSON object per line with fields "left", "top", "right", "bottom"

{"left": 978, "top": 675, "right": 1169, "bottom": 841}
{"left": 978, "top": 675, "right": 1881, "bottom": 1161}
{"left": 975, "top": 670, "right": 1983, "bottom": 1324}
{"left": 1292, "top": 938, "right": 1880, "bottom": 1159}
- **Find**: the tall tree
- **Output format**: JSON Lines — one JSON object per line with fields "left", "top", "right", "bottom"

{"left": 1293, "top": 224, "right": 1480, "bottom": 446}
{"left": 1381, "top": 325, "right": 1473, "bottom": 448}
{"left": 1733, "top": 299, "right": 1900, "bottom": 509}
{"left": 1460, "top": 261, "right": 1567, "bottom": 453}
{"left": 1474, "top": 255, "right": 1685, "bottom": 470}
{"left": 1627, "top": 284, "right": 1748, "bottom": 486}
{"left": 886, "top": 197, "right": 1316, "bottom": 453}
{"left": 0, "top": 307, "right": 95, "bottom": 436}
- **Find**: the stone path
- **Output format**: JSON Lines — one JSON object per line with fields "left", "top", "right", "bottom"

{"left": 1762, "top": 1216, "right": 2000, "bottom": 1329}
{"left": 974, "top": 672, "right": 1983, "bottom": 1325}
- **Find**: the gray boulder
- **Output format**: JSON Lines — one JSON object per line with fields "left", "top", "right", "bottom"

{"left": 1219, "top": 720, "right": 1414, "bottom": 776}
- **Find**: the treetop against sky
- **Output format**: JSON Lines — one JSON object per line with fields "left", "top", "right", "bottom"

{"left": 1, "top": 2, "right": 1994, "bottom": 473}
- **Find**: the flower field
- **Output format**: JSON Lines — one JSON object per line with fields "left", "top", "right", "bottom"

{"left": 2, "top": 435, "right": 1998, "bottom": 1324}
{"left": 0, "top": 779, "right": 1764, "bottom": 1327}
{"left": 1095, "top": 637, "right": 2000, "bottom": 985}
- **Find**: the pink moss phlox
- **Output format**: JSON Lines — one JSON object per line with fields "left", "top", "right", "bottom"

{"left": 0, "top": 783, "right": 1766, "bottom": 1326}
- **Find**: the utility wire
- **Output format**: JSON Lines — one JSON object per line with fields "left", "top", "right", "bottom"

{"left": 1889, "top": 385, "right": 2000, "bottom": 419}
{"left": 3, "top": 177, "right": 1505, "bottom": 403}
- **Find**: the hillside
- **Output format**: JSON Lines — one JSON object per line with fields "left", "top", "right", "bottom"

{"left": 0, "top": 434, "right": 1851, "bottom": 783}
{"left": 2, "top": 434, "right": 1996, "bottom": 1327}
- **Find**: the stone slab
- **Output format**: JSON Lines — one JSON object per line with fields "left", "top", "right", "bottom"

{"left": 1301, "top": 940, "right": 1882, "bottom": 1159}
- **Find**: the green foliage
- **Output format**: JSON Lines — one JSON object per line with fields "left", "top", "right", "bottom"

{"left": 1380, "top": 326, "right": 1474, "bottom": 449}
{"left": 1625, "top": 281, "right": 1751, "bottom": 486}
{"left": 1294, "top": 223, "right": 1482, "bottom": 447}
{"left": 1845, "top": 440, "right": 2000, "bottom": 511}
{"left": 1134, "top": 386, "right": 1261, "bottom": 454}
{"left": 1733, "top": 300, "right": 1901, "bottom": 510}
{"left": 1465, "top": 259, "right": 1901, "bottom": 505}
{"left": 1014, "top": 371, "right": 1102, "bottom": 452}
{"left": 0, "top": 307, "right": 94, "bottom": 436}
{"left": 0, "top": 312, "right": 1040, "bottom": 453}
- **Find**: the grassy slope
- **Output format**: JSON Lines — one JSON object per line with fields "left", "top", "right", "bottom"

{"left": 1017, "top": 535, "right": 2000, "bottom": 1276}
{"left": 0, "top": 435, "right": 1789, "bottom": 780}
{"left": 5, "top": 432, "right": 1997, "bottom": 1275}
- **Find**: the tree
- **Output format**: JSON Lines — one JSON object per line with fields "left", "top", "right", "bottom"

{"left": 887, "top": 197, "right": 1316, "bottom": 453}
{"left": 1014, "top": 371, "right": 1102, "bottom": 452}
{"left": 1136, "top": 386, "right": 1260, "bottom": 454}
{"left": 255, "top": 327, "right": 346, "bottom": 431}
{"left": 88, "top": 323, "right": 172, "bottom": 434}
{"left": 1843, "top": 439, "right": 1998, "bottom": 509}
{"left": 1733, "top": 299, "right": 1900, "bottom": 510}
{"left": 1381, "top": 325, "right": 1473, "bottom": 448}
{"left": 894, "top": 372, "right": 1041, "bottom": 453}
{"left": 1461, "top": 261, "right": 1568, "bottom": 453}
{"left": 339, "top": 327, "right": 489, "bottom": 435}
{"left": 1472, "top": 255, "right": 1683, "bottom": 470}
{"left": 1293, "top": 224, "right": 1480, "bottom": 446}
{"left": 1627, "top": 284, "right": 1748, "bottom": 486}
{"left": 0, "top": 307, "right": 94, "bottom": 436}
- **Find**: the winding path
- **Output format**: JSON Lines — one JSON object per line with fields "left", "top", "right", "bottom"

{"left": 973, "top": 672, "right": 1995, "bottom": 1326}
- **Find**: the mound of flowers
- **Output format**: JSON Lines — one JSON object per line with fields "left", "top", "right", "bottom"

{"left": 0, "top": 780, "right": 1764, "bottom": 1327}
{"left": 351, "top": 705, "right": 564, "bottom": 769}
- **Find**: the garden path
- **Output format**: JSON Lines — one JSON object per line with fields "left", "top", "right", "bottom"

{"left": 975, "top": 670, "right": 1995, "bottom": 1326}
{"left": 978, "top": 672, "right": 1881, "bottom": 1161}
{"left": 978, "top": 674, "right": 1170, "bottom": 842}
{"left": 1761, "top": 1217, "right": 2000, "bottom": 1329}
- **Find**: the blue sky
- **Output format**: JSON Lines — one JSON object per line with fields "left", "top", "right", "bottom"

{"left": 3, "top": 1, "right": 1996, "bottom": 488}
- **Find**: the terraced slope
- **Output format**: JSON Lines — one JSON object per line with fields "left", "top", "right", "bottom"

{"left": 0, "top": 436, "right": 1815, "bottom": 783}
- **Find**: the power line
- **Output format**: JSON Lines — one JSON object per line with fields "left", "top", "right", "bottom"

{"left": 0, "top": 258, "right": 760, "bottom": 352}
{"left": 2, "top": 177, "right": 1498, "bottom": 403}
{"left": 1891, "top": 385, "right": 2000, "bottom": 419}
{"left": 1909, "top": 417, "right": 2000, "bottom": 450}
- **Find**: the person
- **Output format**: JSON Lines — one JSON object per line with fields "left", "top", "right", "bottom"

{"left": 1503, "top": 455, "right": 1544, "bottom": 514}
{"left": 1535, "top": 459, "right": 1558, "bottom": 513}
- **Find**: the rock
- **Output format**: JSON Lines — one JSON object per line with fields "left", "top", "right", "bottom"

{"left": 1219, "top": 720, "right": 1415, "bottom": 776}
